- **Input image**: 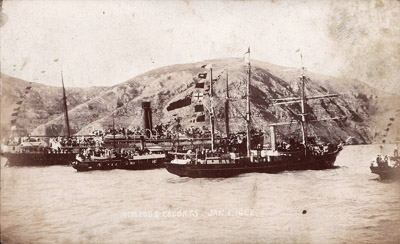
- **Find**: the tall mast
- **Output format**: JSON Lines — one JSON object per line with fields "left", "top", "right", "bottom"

{"left": 225, "top": 71, "right": 230, "bottom": 138}
{"left": 209, "top": 66, "right": 215, "bottom": 151}
{"left": 61, "top": 70, "right": 71, "bottom": 138}
{"left": 246, "top": 47, "right": 251, "bottom": 157}
{"left": 112, "top": 115, "right": 115, "bottom": 149}
{"left": 299, "top": 54, "right": 308, "bottom": 148}
{"left": 270, "top": 54, "right": 341, "bottom": 152}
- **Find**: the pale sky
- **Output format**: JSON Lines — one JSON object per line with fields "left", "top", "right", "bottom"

{"left": 1, "top": 0, "right": 399, "bottom": 94}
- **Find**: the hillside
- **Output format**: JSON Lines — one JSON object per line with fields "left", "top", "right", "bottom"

{"left": 0, "top": 73, "right": 108, "bottom": 137}
{"left": 1, "top": 58, "right": 399, "bottom": 144}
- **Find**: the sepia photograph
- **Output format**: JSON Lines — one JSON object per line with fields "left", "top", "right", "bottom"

{"left": 1, "top": 0, "right": 399, "bottom": 243}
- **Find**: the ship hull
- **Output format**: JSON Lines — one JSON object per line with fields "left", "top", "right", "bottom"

{"left": 71, "top": 157, "right": 165, "bottom": 172}
{"left": 165, "top": 151, "right": 340, "bottom": 178}
{"left": 2, "top": 152, "right": 77, "bottom": 166}
{"left": 370, "top": 166, "right": 400, "bottom": 180}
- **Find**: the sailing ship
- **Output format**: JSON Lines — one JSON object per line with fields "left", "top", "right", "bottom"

{"left": 165, "top": 49, "right": 344, "bottom": 178}
{"left": 2, "top": 71, "right": 79, "bottom": 166}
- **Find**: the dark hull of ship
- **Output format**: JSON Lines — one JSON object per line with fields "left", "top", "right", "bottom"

{"left": 72, "top": 158, "right": 165, "bottom": 172}
{"left": 165, "top": 151, "right": 340, "bottom": 178}
{"left": 2, "top": 152, "right": 77, "bottom": 166}
{"left": 370, "top": 166, "right": 400, "bottom": 180}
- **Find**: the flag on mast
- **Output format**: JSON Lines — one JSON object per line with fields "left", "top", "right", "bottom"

{"left": 196, "top": 114, "right": 206, "bottom": 122}
{"left": 195, "top": 82, "right": 205, "bottom": 88}
{"left": 201, "top": 64, "right": 213, "bottom": 69}
{"left": 198, "top": 73, "right": 207, "bottom": 79}
{"left": 194, "top": 104, "right": 204, "bottom": 112}
{"left": 244, "top": 47, "right": 250, "bottom": 64}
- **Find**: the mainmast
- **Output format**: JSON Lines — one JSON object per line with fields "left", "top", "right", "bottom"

{"left": 299, "top": 55, "right": 308, "bottom": 147}
{"left": 224, "top": 72, "right": 230, "bottom": 138}
{"left": 61, "top": 70, "right": 71, "bottom": 138}
{"left": 209, "top": 66, "right": 215, "bottom": 151}
{"left": 245, "top": 47, "right": 251, "bottom": 157}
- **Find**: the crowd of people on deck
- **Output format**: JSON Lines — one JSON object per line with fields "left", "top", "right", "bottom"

{"left": 50, "top": 137, "right": 99, "bottom": 148}
{"left": 4, "top": 121, "right": 344, "bottom": 158}
{"left": 78, "top": 146, "right": 156, "bottom": 160}
{"left": 91, "top": 123, "right": 214, "bottom": 140}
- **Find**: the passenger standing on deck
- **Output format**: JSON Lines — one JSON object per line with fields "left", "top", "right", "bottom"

{"left": 384, "top": 155, "right": 389, "bottom": 167}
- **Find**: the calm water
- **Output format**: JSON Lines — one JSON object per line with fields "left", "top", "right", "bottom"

{"left": 1, "top": 144, "right": 400, "bottom": 244}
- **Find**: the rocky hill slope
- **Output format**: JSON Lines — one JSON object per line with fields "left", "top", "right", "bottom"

{"left": 1, "top": 58, "right": 399, "bottom": 144}
{"left": 0, "top": 73, "right": 108, "bottom": 137}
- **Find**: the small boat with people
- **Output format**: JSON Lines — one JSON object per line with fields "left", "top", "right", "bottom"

{"left": 370, "top": 146, "right": 400, "bottom": 180}
{"left": 165, "top": 49, "right": 344, "bottom": 178}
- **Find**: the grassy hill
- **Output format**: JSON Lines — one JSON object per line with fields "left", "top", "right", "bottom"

{"left": 0, "top": 73, "right": 108, "bottom": 137}
{"left": 1, "top": 58, "right": 399, "bottom": 144}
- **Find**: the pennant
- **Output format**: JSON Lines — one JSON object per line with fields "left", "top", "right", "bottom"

{"left": 10, "top": 119, "right": 17, "bottom": 124}
{"left": 387, "top": 123, "right": 392, "bottom": 127}
{"left": 244, "top": 47, "right": 250, "bottom": 64}
{"left": 194, "top": 104, "right": 204, "bottom": 112}
{"left": 201, "top": 63, "right": 213, "bottom": 69}
{"left": 25, "top": 86, "right": 32, "bottom": 90}
{"left": 198, "top": 73, "right": 207, "bottom": 79}
{"left": 385, "top": 128, "right": 390, "bottom": 132}
{"left": 11, "top": 112, "right": 18, "bottom": 117}
{"left": 389, "top": 118, "right": 394, "bottom": 121}
{"left": 13, "top": 107, "right": 20, "bottom": 111}
{"left": 16, "top": 101, "right": 23, "bottom": 105}
{"left": 193, "top": 92, "right": 203, "bottom": 101}
{"left": 196, "top": 114, "right": 205, "bottom": 122}
{"left": 195, "top": 82, "right": 205, "bottom": 89}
